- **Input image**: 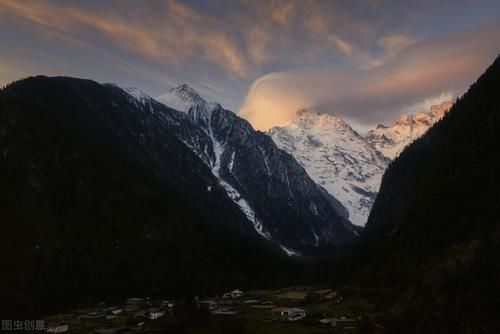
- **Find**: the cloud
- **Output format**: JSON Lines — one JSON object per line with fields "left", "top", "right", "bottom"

{"left": 0, "top": 0, "right": 375, "bottom": 79}
{"left": 2, "top": 0, "right": 499, "bottom": 114}
{"left": 378, "top": 33, "right": 415, "bottom": 53}
{"left": 0, "top": 0, "right": 250, "bottom": 77}
{"left": 239, "top": 22, "right": 500, "bottom": 131}
{"left": 0, "top": 55, "right": 41, "bottom": 87}
{"left": 375, "top": 33, "right": 415, "bottom": 63}
{"left": 270, "top": 1, "right": 295, "bottom": 25}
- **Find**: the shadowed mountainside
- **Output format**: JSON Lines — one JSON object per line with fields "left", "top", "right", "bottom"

{"left": 356, "top": 55, "right": 500, "bottom": 332}
{"left": 0, "top": 76, "right": 300, "bottom": 317}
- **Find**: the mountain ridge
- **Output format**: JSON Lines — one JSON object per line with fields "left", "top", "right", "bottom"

{"left": 366, "top": 100, "right": 453, "bottom": 159}
{"left": 156, "top": 85, "right": 359, "bottom": 255}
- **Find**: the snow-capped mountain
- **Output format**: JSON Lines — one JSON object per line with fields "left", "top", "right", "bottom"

{"left": 366, "top": 101, "right": 453, "bottom": 160}
{"left": 154, "top": 85, "right": 359, "bottom": 256}
{"left": 269, "top": 110, "right": 388, "bottom": 226}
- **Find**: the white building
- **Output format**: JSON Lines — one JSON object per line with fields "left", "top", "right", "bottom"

{"left": 222, "top": 289, "right": 244, "bottom": 298}
{"left": 271, "top": 307, "right": 306, "bottom": 322}
{"left": 148, "top": 308, "right": 165, "bottom": 320}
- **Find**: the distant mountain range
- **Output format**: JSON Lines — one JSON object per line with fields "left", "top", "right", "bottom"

{"left": 128, "top": 83, "right": 452, "bottom": 230}
{"left": 366, "top": 101, "right": 453, "bottom": 159}
{"left": 268, "top": 102, "right": 452, "bottom": 226}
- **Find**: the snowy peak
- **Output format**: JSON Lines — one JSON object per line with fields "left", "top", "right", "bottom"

{"left": 291, "top": 109, "right": 349, "bottom": 130}
{"left": 395, "top": 114, "right": 412, "bottom": 126}
{"left": 169, "top": 84, "right": 204, "bottom": 105}
{"left": 431, "top": 100, "right": 453, "bottom": 118}
{"left": 366, "top": 101, "right": 453, "bottom": 160}
{"left": 393, "top": 100, "right": 452, "bottom": 127}
{"left": 279, "top": 109, "right": 382, "bottom": 164}
{"left": 268, "top": 102, "right": 453, "bottom": 225}
{"left": 157, "top": 84, "right": 219, "bottom": 115}
{"left": 269, "top": 109, "right": 388, "bottom": 226}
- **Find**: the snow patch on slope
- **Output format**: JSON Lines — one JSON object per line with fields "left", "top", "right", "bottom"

{"left": 280, "top": 245, "right": 302, "bottom": 257}
{"left": 210, "top": 132, "right": 271, "bottom": 240}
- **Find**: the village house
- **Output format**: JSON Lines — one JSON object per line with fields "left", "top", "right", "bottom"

{"left": 223, "top": 289, "right": 244, "bottom": 298}
{"left": 160, "top": 300, "right": 176, "bottom": 308}
{"left": 148, "top": 308, "right": 165, "bottom": 320}
{"left": 319, "top": 318, "right": 332, "bottom": 326}
{"left": 271, "top": 307, "right": 306, "bottom": 322}
{"left": 231, "top": 289, "right": 244, "bottom": 298}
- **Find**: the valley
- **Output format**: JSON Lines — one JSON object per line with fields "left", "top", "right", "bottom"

{"left": 0, "top": 10, "right": 499, "bottom": 330}
{"left": 40, "top": 285, "right": 396, "bottom": 333}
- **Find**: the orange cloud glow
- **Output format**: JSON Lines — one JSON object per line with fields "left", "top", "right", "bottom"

{"left": 239, "top": 22, "right": 500, "bottom": 130}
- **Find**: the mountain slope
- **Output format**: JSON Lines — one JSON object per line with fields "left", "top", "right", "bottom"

{"left": 358, "top": 56, "right": 500, "bottom": 331}
{"left": 366, "top": 101, "right": 453, "bottom": 159}
{"left": 0, "top": 76, "right": 290, "bottom": 317}
{"left": 157, "top": 85, "right": 359, "bottom": 255}
{"left": 269, "top": 109, "right": 388, "bottom": 226}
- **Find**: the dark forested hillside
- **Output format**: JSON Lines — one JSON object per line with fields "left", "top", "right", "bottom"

{"left": 357, "top": 55, "right": 500, "bottom": 332}
{"left": 0, "top": 76, "right": 292, "bottom": 317}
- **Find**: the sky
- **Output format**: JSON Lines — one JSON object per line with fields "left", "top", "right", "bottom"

{"left": 1, "top": 0, "right": 499, "bottom": 132}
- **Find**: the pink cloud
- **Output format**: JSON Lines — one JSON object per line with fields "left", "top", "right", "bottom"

{"left": 239, "top": 22, "right": 500, "bottom": 131}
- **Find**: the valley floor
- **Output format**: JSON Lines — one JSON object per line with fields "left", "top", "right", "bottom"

{"left": 39, "top": 286, "right": 401, "bottom": 333}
